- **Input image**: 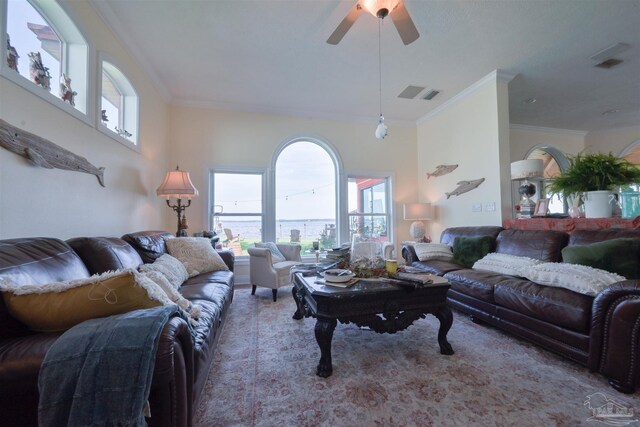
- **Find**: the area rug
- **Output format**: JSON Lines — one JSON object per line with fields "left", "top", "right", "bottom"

{"left": 194, "top": 286, "right": 639, "bottom": 427}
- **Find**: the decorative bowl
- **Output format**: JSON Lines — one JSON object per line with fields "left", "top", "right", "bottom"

{"left": 322, "top": 269, "right": 354, "bottom": 283}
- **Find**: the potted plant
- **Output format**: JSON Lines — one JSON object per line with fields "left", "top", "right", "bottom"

{"left": 546, "top": 152, "right": 640, "bottom": 218}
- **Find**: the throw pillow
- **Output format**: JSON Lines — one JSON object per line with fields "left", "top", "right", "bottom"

{"left": 0, "top": 270, "right": 168, "bottom": 332}
{"left": 140, "top": 270, "right": 201, "bottom": 325}
{"left": 165, "top": 237, "right": 229, "bottom": 278}
{"left": 452, "top": 236, "right": 493, "bottom": 268}
{"left": 524, "top": 263, "right": 626, "bottom": 296}
{"left": 413, "top": 243, "right": 453, "bottom": 262}
{"left": 255, "top": 242, "right": 286, "bottom": 263}
{"left": 139, "top": 253, "right": 189, "bottom": 289}
{"left": 561, "top": 238, "right": 640, "bottom": 280}
{"left": 472, "top": 253, "right": 543, "bottom": 277}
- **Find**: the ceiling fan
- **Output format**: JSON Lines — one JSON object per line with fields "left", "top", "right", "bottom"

{"left": 327, "top": 0, "right": 419, "bottom": 45}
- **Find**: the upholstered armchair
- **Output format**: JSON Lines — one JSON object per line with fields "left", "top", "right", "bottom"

{"left": 247, "top": 243, "right": 302, "bottom": 301}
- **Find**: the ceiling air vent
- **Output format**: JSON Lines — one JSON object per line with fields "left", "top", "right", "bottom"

{"left": 397, "top": 85, "right": 425, "bottom": 99}
{"left": 590, "top": 42, "right": 629, "bottom": 69}
{"left": 422, "top": 90, "right": 440, "bottom": 100}
{"left": 595, "top": 58, "right": 623, "bottom": 69}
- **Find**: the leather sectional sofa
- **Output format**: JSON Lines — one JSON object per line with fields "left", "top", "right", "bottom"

{"left": 0, "top": 230, "right": 234, "bottom": 427}
{"left": 402, "top": 226, "right": 640, "bottom": 394}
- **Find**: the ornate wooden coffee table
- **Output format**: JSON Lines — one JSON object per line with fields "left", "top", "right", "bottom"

{"left": 292, "top": 272, "right": 454, "bottom": 377}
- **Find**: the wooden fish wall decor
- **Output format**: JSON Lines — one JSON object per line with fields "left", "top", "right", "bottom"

{"left": 0, "top": 119, "right": 105, "bottom": 187}
{"left": 445, "top": 178, "right": 485, "bottom": 199}
{"left": 426, "top": 164, "right": 458, "bottom": 179}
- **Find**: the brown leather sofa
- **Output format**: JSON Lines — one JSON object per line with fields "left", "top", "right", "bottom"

{"left": 0, "top": 231, "right": 234, "bottom": 427}
{"left": 402, "top": 226, "right": 640, "bottom": 394}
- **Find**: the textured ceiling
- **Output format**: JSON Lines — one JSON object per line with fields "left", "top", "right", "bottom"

{"left": 90, "top": 0, "right": 640, "bottom": 132}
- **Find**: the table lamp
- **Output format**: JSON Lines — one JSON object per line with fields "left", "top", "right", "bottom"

{"left": 510, "top": 159, "right": 544, "bottom": 218}
{"left": 157, "top": 166, "right": 199, "bottom": 236}
{"left": 403, "top": 203, "right": 433, "bottom": 242}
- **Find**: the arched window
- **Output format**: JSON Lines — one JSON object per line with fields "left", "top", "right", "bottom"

{"left": 273, "top": 139, "right": 338, "bottom": 251}
{"left": 99, "top": 58, "right": 139, "bottom": 146}
{"left": 3, "top": 0, "right": 88, "bottom": 117}
{"left": 524, "top": 145, "right": 570, "bottom": 214}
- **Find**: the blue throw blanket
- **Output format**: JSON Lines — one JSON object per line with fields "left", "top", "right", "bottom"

{"left": 38, "top": 306, "right": 184, "bottom": 427}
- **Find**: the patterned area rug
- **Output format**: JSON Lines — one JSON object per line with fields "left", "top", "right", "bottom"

{"left": 194, "top": 286, "right": 639, "bottom": 427}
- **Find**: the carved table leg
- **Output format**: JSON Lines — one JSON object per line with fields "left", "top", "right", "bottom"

{"left": 292, "top": 286, "right": 304, "bottom": 320}
{"left": 433, "top": 305, "right": 455, "bottom": 355}
{"left": 314, "top": 317, "right": 337, "bottom": 377}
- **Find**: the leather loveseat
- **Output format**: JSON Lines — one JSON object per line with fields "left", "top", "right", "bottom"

{"left": 0, "top": 230, "right": 234, "bottom": 427}
{"left": 402, "top": 226, "right": 640, "bottom": 394}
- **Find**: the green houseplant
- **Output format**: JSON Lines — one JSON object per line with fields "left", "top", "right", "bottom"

{"left": 547, "top": 152, "right": 640, "bottom": 218}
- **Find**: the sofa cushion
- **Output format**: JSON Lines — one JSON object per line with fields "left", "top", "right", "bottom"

{"left": 561, "top": 238, "right": 640, "bottom": 280}
{"left": 139, "top": 254, "right": 189, "bottom": 289}
{"left": 568, "top": 229, "right": 640, "bottom": 246}
{"left": 414, "top": 243, "right": 453, "bottom": 261}
{"left": 121, "top": 231, "right": 174, "bottom": 263}
{"left": 0, "top": 270, "right": 165, "bottom": 332}
{"left": 410, "top": 259, "right": 464, "bottom": 276}
{"left": 472, "top": 253, "right": 543, "bottom": 277}
{"left": 440, "top": 226, "right": 503, "bottom": 247}
{"left": 443, "top": 269, "right": 507, "bottom": 303}
{"left": 140, "top": 270, "right": 201, "bottom": 324}
{"left": 66, "top": 237, "right": 143, "bottom": 275}
{"left": 495, "top": 229, "right": 568, "bottom": 262}
{"left": 523, "top": 263, "right": 625, "bottom": 296}
{"left": 452, "top": 236, "right": 493, "bottom": 268}
{"left": 165, "top": 237, "right": 229, "bottom": 277}
{"left": 494, "top": 279, "right": 593, "bottom": 333}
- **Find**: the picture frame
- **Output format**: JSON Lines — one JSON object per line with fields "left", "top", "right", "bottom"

{"left": 534, "top": 198, "right": 550, "bottom": 217}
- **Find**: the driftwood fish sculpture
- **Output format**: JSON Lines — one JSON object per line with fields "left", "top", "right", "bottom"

{"left": 427, "top": 164, "right": 458, "bottom": 179}
{"left": 0, "top": 119, "right": 105, "bottom": 186}
{"left": 445, "top": 178, "right": 485, "bottom": 199}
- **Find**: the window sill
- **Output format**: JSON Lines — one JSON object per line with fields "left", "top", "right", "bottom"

{"left": 97, "top": 124, "right": 140, "bottom": 152}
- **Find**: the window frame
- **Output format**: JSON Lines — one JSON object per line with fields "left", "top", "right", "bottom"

{"left": 0, "top": 0, "right": 92, "bottom": 125}
{"left": 97, "top": 53, "right": 140, "bottom": 149}
{"left": 347, "top": 174, "right": 394, "bottom": 244}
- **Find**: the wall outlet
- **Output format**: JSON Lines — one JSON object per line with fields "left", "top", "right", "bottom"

{"left": 472, "top": 203, "right": 482, "bottom": 212}
{"left": 486, "top": 202, "right": 496, "bottom": 212}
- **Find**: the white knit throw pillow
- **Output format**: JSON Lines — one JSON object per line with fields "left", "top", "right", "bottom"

{"left": 524, "top": 263, "right": 625, "bottom": 296}
{"left": 139, "top": 254, "right": 189, "bottom": 289}
{"left": 472, "top": 253, "right": 542, "bottom": 277}
{"left": 165, "top": 237, "right": 229, "bottom": 278}
{"left": 414, "top": 243, "right": 453, "bottom": 262}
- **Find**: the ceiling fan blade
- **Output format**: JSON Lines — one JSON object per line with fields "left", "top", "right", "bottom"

{"left": 327, "top": 2, "right": 364, "bottom": 45}
{"left": 390, "top": 1, "right": 420, "bottom": 45}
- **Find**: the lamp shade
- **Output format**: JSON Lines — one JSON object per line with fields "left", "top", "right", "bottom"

{"left": 156, "top": 166, "right": 199, "bottom": 199}
{"left": 510, "top": 159, "right": 544, "bottom": 180}
{"left": 403, "top": 203, "right": 432, "bottom": 220}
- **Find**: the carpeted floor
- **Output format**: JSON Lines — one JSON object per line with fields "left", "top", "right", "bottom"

{"left": 194, "top": 286, "right": 639, "bottom": 427}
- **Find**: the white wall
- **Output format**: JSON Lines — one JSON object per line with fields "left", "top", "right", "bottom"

{"left": 585, "top": 126, "right": 640, "bottom": 155}
{"left": 416, "top": 71, "right": 512, "bottom": 240}
{"left": 510, "top": 126, "right": 586, "bottom": 160}
{"left": 0, "top": 1, "right": 170, "bottom": 239}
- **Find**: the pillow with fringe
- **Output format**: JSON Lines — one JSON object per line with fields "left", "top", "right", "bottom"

{"left": 140, "top": 270, "right": 201, "bottom": 326}
{"left": 414, "top": 243, "right": 453, "bottom": 262}
{"left": 472, "top": 253, "right": 543, "bottom": 277}
{"left": 139, "top": 253, "right": 189, "bottom": 289}
{"left": 165, "top": 237, "right": 229, "bottom": 277}
{"left": 0, "top": 270, "right": 169, "bottom": 332}
{"left": 524, "top": 263, "right": 626, "bottom": 296}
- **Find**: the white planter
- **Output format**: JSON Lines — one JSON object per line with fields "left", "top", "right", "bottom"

{"left": 583, "top": 190, "right": 614, "bottom": 218}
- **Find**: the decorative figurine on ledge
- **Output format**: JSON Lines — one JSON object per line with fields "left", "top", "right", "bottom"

{"left": 6, "top": 34, "right": 19, "bottom": 72}
{"left": 59, "top": 73, "right": 77, "bottom": 106}
{"left": 28, "top": 52, "right": 51, "bottom": 91}
{"left": 101, "top": 110, "right": 109, "bottom": 125}
{"left": 115, "top": 127, "right": 132, "bottom": 139}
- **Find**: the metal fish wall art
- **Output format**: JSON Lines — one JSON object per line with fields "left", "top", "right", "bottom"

{"left": 0, "top": 119, "right": 105, "bottom": 186}
{"left": 445, "top": 178, "right": 485, "bottom": 199}
{"left": 426, "top": 164, "right": 458, "bottom": 179}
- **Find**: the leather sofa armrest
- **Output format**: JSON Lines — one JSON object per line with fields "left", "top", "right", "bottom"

{"left": 148, "top": 315, "right": 194, "bottom": 427}
{"left": 589, "top": 280, "right": 640, "bottom": 393}
{"left": 216, "top": 249, "right": 235, "bottom": 272}
{"left": 401, "top": 244, "right": 418, "bottom": 265}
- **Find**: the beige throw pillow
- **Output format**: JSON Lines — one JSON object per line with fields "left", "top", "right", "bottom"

{"left": 139, "top": 253, "right": 189, "bottom": 289}
{"left": 472, "top": 253, "right": 543, "bottom": 277}
{"left": 165, "top": 237, "right": 229, "bottom": 277}
{"left": 140, "top": 270, "right": 201, "bottom": 325}
{"left": 414, "top": 243, "right": 453, "bottom": 262}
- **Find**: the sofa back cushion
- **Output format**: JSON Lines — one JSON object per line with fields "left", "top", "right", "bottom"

{"left": 67, "top": 237, "right": 143, "bottom": 275}
{"left": 568, "top": 229, "right": 640, "bottom": 246}
{"left": 440, "top": 226, "right": 503, "bottom": 247}
{"left": 496, "top": 229, "right": 568, "bottom": 262}
{"left": 121, "top": 231, "right": 174, "bottom": 263}
{"left": 0, "top": 238, "right": 90, "bottom": 338}
{"left": 562, "top": 238, "right": 640, "bottom": 280}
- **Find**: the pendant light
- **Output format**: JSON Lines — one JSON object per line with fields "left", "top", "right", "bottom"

{"left": 375, "top": 10, "right": 388, "bottom": 140}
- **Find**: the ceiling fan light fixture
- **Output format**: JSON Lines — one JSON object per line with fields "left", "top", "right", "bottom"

{"left": 362, "top": 0, "right": 399, "bottom": 18}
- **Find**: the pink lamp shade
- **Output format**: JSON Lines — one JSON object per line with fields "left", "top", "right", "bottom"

{"left": 156, "top": 166, "right": 199, "bottom": 199}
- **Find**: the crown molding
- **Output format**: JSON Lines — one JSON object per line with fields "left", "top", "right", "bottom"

{"left": 585, "top": 125, "right": 640, "bottom": 137}
{"left": 510, "top": 124, "right": 587, "bottom": 137}
{"left": 87, "top": 0, "right": 171, "bottom": 102}
{"left": 416, "top": 70, "right": 517, "bottom": 126}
